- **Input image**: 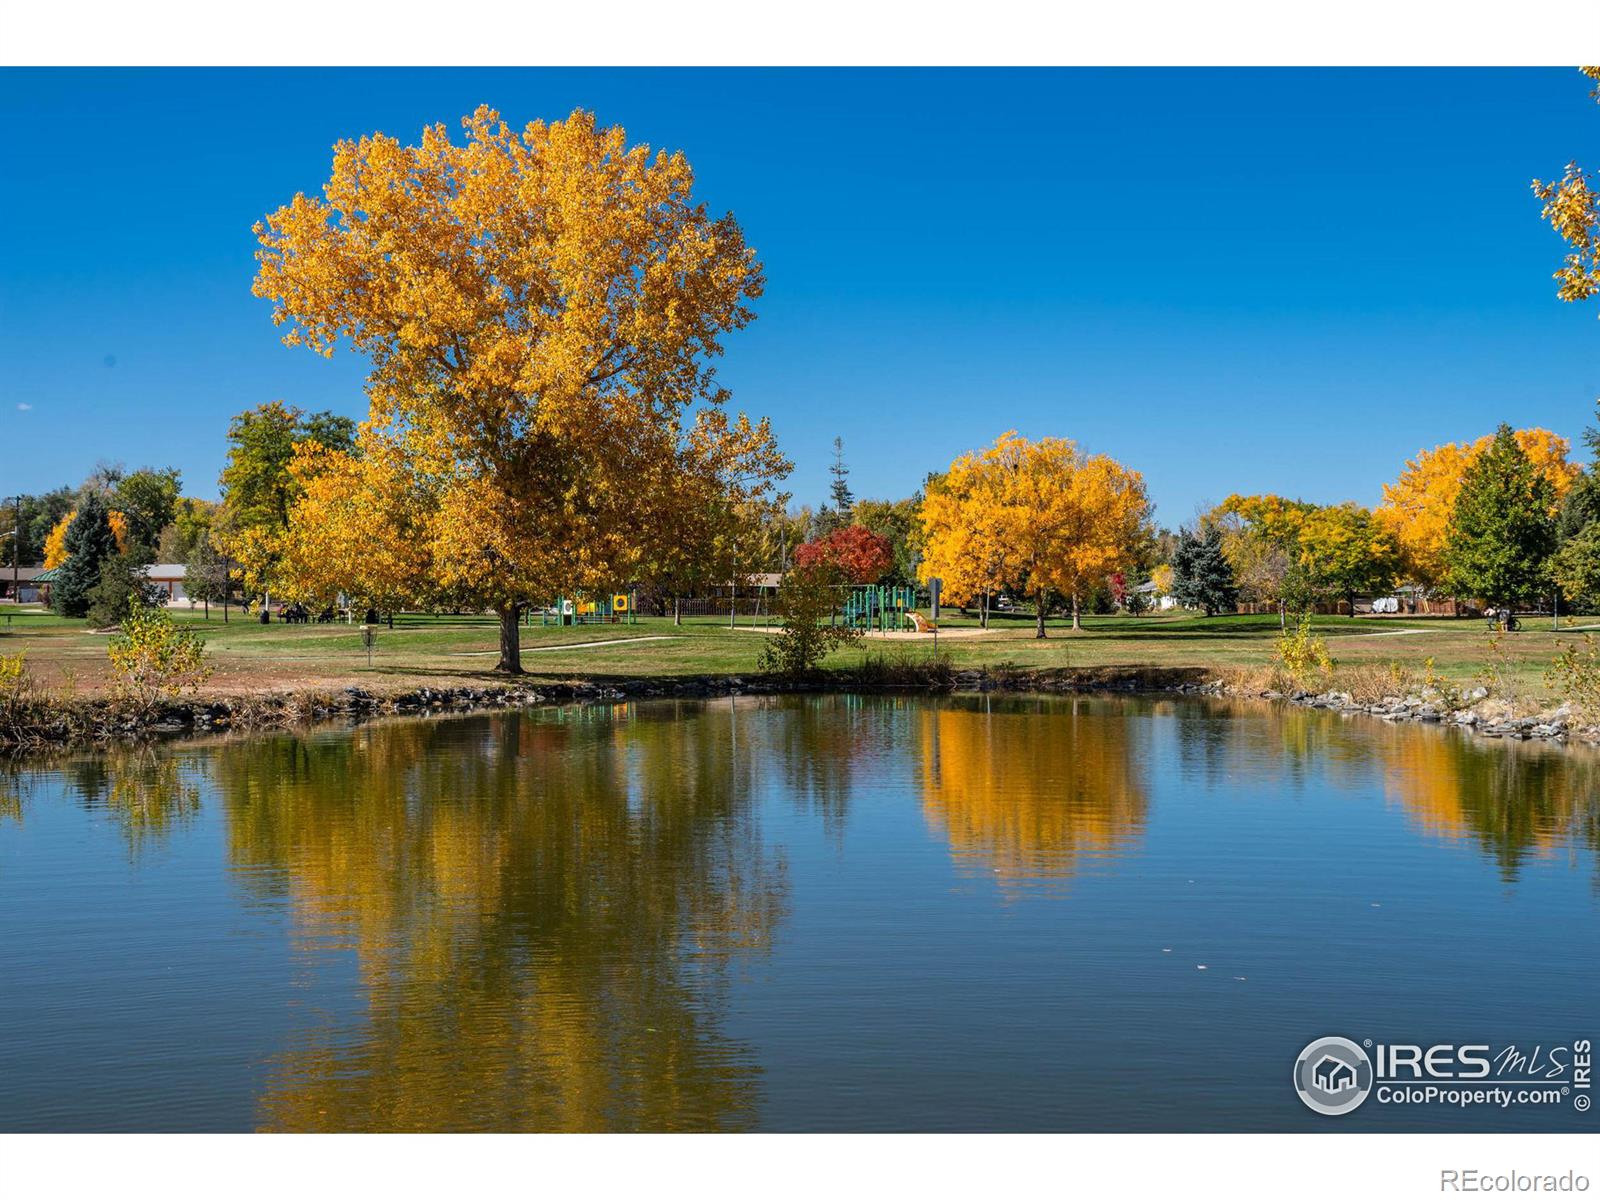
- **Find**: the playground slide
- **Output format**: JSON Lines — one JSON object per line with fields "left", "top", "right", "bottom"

{"left": 906, "top": 612, "right": 937, "bottom": 633}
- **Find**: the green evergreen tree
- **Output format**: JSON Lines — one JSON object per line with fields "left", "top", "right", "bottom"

{"left": 85, "top": 550, "right": 161, "bottom": 629}
{"left": 1444, "top": 423, "right": 1557, "bottom": 609}
{"left": 1171, "top": 522, "right": 1238, "bottom": 617}
{"left": 817, "top": 437, "right": 853, "bottom": 535}
{"left": 52, "top": 493, "right": 119, "bottom": 618}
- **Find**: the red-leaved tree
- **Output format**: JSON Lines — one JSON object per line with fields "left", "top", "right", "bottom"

{"left": 794, "top": 525, "right": 893, "bottom": 584}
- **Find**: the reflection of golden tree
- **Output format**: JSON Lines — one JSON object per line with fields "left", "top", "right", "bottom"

{"left": 918, "top": 698, "right": 1148, "bottom": 885}
{"left": 1377, "top": 726, "right": 1600, "bottom": 880}
{"left": 42, "top": 749, "right": 204, "bottom": 855}
{"left": 210, "top": 708, "right": 787, "bottom": 1132}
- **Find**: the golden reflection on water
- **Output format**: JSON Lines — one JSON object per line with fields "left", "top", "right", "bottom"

{"left": 212, "top": 707, "right": 786, "bottom": 1131}
{"left": 918, "top": 697, "right": 1148, "bottom": 885}
{"left": 2, "top": 695, "right": 1597, "bottom": 1131}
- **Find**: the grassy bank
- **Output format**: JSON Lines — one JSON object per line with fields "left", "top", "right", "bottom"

{"left": 3, "top": 604, "right": 1594, "bottom": 706}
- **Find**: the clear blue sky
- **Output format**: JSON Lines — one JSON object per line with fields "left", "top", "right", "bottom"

{"left": 1, "top": 68, "right": 1595, "bottom": 526}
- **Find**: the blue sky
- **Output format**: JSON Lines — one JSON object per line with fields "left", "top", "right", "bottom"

{"left": 1, "top": 68, "right": 1595, "bottom": 526}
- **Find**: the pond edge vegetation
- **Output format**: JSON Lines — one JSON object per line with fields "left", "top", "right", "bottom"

{"left": 4, "top": 648, "right": 1598, "bottom": 755}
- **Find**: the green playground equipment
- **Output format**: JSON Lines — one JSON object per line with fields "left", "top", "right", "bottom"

{"left": 540, "top": 591, "right": 638, "bottom": 627}
{"left": 842, "top": 584, "right": 919, "bottom": 633}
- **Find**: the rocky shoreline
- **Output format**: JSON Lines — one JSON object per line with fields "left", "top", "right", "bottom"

{"left": 3, "top": 664, "right": 1595, "bottom": 751}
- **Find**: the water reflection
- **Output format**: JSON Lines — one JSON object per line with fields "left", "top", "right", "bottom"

{"left": 1373, "top": 726, "right": 1600, "bottom": 879}
{"left": 918, "top": 696, "right": 1148, "bottom": 886}
{"left": 2, "top": 695, "right": 1597, "bottom": 1132}
{"left": 211, "top": 709, "right": 786, "bottom": 1131}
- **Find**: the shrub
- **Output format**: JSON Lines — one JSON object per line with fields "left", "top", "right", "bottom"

{"left": 852, "top": 649, "right": 954, "bottom": 688}
{"left": 107, "top": 606, "right": 211, "bottom": 711}
{"left": 86, "top": 554, "right": 163, "bottom": 629}
{"left": 1274, "top": 614, "right": 1334, "bottom": 685}
{"left": 1546, "top": 634, "right": 1600, "bottom": 720}
{"left": 0, "top": 651, "right": 49, "bottom": 741}
{"left": 758, "top": 562, "right": 862, "bottom": 676}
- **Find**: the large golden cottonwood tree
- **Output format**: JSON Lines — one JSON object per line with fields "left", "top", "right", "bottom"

{"left": 254, "top": 107, "right": 771, "bottom": 671}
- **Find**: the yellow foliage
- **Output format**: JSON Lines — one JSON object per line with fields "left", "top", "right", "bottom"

{"left": 106, "top": 606, "right": 211, "bottom": 711}
{"left": 1376, "top": 429, "right": 1578, "bottom": 590}
{"left": 279, "top": 425, "right": 436, "bottom": 611}
{"left": 253, "top": 106, "right": 771, "bottom": 668}
{"left": 918, "top": 431, "right": 1150, "bottom": 626}
{"left": 42, "top": 508, "right": 129, "bottom": 568}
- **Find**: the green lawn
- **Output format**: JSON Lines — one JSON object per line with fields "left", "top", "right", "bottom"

{"left": 1, "top": 603, "right": 1590, "bottom": 704}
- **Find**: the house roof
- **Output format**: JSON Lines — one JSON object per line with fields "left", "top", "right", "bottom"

{"left": 2, "top": 565, "right": 52, "bottom": 581}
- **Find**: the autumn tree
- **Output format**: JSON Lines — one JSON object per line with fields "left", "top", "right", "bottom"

{"left": 1377, "top": 429, "right": 1576, "bottom": 592}
{"left": 1213, "top": 494, "right": 1317, "bottom": 627}
{"left": 632, "top": 411, "right": 790, "bottom": 624}
{"left": 918, "top": 454, "right": 1012, "bottom": 627}
{"left": 156, "top": 497, "right": 219, "bottom": 564}
{"left": 1, "top": 488, "right": 74, "bottom": 571}
{"left": 1296, "top": 502, "right": 1399, "bottom": 616}
{"left": 44, "top": 507, "right": 127, "bottom": 569}
{"left": 214, "top": 401, "right": 356, "bottom": 607}
{"left": 1531, "top": 68, "right": 1600, "bottom": 316}
{"left": 794, "top": 524, "right": 893, "bottom": 584}
{"left": 921, "top": 432, "right": 1150, "bottom": 636}
{"left": 1444, "top": 424, "right": 1558, "bottom": 610}
{"left": 254, "top": 106, "right": 768, "bottom": 672}
{"left": 278, "top": 424, "right": 439, "bottom": 621}
{"left": 852, "top": 497, "right": 923, "bottom": 586}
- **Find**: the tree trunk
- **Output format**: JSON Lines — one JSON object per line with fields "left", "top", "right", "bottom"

{"left": 1278, "top": 599, "right": 1286, "bottom": 632}
{"left": 673, "top": 595, "right": 682, "bottom": 626}
{"left": 1071, "top": 593, "right": 1081, "bottom": 631}
{"left": 981, "top": 590, "right": 989, "bottom": 630}
{"left": 496, "top": 603, "right": 523, "bottom": 674}
{"left": 1035, "top": 592, "right": 1048, "bottom": 639}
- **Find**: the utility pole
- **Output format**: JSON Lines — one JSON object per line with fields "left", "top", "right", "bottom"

{"left": 9, "top": 496, "right": 18, "bottom": 603}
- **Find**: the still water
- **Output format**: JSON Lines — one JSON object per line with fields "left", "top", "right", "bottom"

{"left": 1, "top": 695, "right": 1595, "bottom": 1133}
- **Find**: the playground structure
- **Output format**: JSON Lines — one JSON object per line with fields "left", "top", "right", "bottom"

{"left": 842, "top": 585, "right": 923, "bottom": 633}
{"left": 541, "top": 592, "right": 639, "bottom": 627}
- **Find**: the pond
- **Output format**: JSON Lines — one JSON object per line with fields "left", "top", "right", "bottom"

{"left": 1, "top": 695, "right": 1595, "bottom": 1133}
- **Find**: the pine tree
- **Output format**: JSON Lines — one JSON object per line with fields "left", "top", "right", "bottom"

{"left": 824, "top": 436, "right": 854, "bottom": 531}
{"left": 52, "top": 493, "right": 120, "bottom": 618}
{"left": 1171, "top": 522, "right": 1238, "bottom": 617}
{"left": 1444, "top": 424, "right": 1556, "bottom": 609}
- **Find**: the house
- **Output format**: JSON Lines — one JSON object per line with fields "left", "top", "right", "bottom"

{"left": 2, "top": 563, "right": 192, "bottom": 608}
{"left": 0, "top": 564, "right": 53, "bottom": 605}
{"left": 1133, "top": 579, "right": 1179, "bottom": 612}
{"left": 1313, "top": 1055, "right": 1356, "bottom": 1093}
{"left": 145, "top": 563, "right": 188, "bottom": 605}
